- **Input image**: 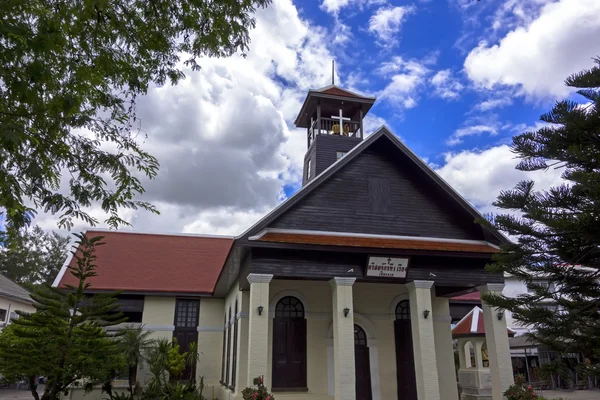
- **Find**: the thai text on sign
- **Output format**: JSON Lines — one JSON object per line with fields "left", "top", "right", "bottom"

{"left": 366, "top": 256, "right": 409, "bottom": 278}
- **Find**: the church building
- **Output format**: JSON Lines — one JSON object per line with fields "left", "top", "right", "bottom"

{"left": 54, "top": 85, "right": 514, "bottom": 400}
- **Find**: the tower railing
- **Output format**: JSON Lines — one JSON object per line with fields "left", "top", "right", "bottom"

{"left": 308, "top": 118, "right": 361, "bottom": 146}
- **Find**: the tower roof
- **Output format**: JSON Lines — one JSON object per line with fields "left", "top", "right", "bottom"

{"left": 313, "top": 85, "right": 374, "bottom": 99}
{"left": 294, "top": 85, "right": 376, "bottom": 128}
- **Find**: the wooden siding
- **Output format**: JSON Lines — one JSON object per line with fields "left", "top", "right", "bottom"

{"left": 302, "top": 142, "right": 317, "bottom": 186}
{"left": 312, "top": 134, "right": 362, "bottom": 179}
{"left": 247, "top": 248, "right": 503, "bottom": 288}
{"left": 255, "top": 232, "right": 499, "bottom": 253}
{"left": 274, "top": 139, "right": 487, "bottom": 241}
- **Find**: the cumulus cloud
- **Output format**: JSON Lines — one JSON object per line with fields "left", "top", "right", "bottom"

{"left": 321, "top": 0, "right": 386, "bottom": 15}
{"left": 430, "top": 69, "right": 464, "bottom": 100}
{"left": 378, "top": 57, "right": 429, "bottom": 109}
{"left": 32, "top": 0, "right": 338, "bottom": 236}
{"left": 447, "top": 124, "right": 498, "bottom": 146}
{"left": 363, "top": 114, "right": 389, "bottom": 136}
{"left": 464, "top": 0, "right": 600, "bottom": 99}
{"left": 474, "top": 97, "right": 513, "bottom": 111}
{"left": 368, "top": 6, "right": 415, "bottom": 46}
{"left": 435, "top": 145, "right": 564, "bottom": 215}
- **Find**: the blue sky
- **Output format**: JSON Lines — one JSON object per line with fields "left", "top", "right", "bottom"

{"left": 26, "top": 0, "right": 600, "bottom": 235}
{"left": 297, "top": 0, "right": 569, "bottom": 163}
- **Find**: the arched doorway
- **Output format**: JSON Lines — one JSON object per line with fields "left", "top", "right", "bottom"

{"left": 394, "top": 300, "right": 417, "bottom": 400}
{"left": 355, "top": 324, "right": 373, "bottom": 400}
{"left": 272, "top": 296, "right": 307, "bottom": 389}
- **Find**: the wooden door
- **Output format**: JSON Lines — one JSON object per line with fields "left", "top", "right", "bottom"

{"left": 272, "top": 297, "right": 307, "bottom": 389}
{"left": 173, "top": 299, "right": 199, "bottom": 381}
{"left": 355, "top": 325, "right": 372, "bottom": 400}
{"left": 395, "top": 300, "right": 417, "bottom": 400}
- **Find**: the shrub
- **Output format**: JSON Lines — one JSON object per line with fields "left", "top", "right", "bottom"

{"left": 241, "top": 376, "right": 274, "bottom": 400}
{"left": 504, "top": 374, "right": 545, "bottom": 400}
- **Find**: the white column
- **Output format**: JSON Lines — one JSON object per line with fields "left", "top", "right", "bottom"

{"left": 330, "top": 277, "right": 356, "bottom": 400}
{"left": 477, "top": 284, "right": 514, "bottom": 399}
{"left": 408, "top": 280, "right": 440, "bottom": 400}
{"left": 432, "top": 296, "right": 459, "bottom": 400}
{"left": 247, "top": 273, "right": 273, "bottom": 387}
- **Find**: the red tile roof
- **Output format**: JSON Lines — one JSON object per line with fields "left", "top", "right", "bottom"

{"left": 452, "top": 306, "right": 515, "bottom": 337}
{"left": 57, "top": 230, "right": 233, "bottom": 294}
{"left": 451, "top": 292, "right": 481, "bottom": 301}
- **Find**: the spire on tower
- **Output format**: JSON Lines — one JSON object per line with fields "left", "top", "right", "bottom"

{"left": 332, "top": 60, "right": 335, "bottom": 86}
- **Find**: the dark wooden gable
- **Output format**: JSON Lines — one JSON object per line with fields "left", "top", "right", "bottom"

{"left": 269, "top": 134, "right": 488, "bottom": 242}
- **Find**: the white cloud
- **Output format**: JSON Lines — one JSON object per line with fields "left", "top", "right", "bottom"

{"left": 368, "top": 6, "right": 415, "bottom": 46}
{"left": 430, "top": 69, "right": 464, "bottom": 100}
{"left": 332, "top": 17, "right": 353, "bottom": 44}
{"left": 379, "top": 72, "right": 423, "bottom": 108}
{"left": 363, "top": 114, "right": 388, "bottom": 136}
{"left": 464, "top": 0, "right": 600, "bottom": 99}
{"left": 490, "top": 0, "right": 554, "bottom": 33}
{"left": 435, "top": 145, "right": 564, "bottom": 215}
{"left": 321, "top": 0, "right": 387, "bottom": 15}
{"left": 182, "top": 207, "right": 272, "bottom": 235}
{"left": 31, "top": 0, "right": 338, "bottom": 236}
{"left": 447, "top": 124, "right": 498, "bottom": 146}
{"left": 474, "top": 97, "right": 513, "bottom": 111}
{"left": 378, "top": 57, "right": 463, "bottom": 110}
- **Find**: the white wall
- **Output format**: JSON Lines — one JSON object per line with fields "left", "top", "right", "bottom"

{"left": 0, "top": 295, "right": 35, "bottom": 330}
{"left": 502, "top": 276, "right": 534, "bottom": 335}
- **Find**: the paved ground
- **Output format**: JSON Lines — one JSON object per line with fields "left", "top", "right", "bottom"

{"left": 538, "top": 389, "right": 600, "bottom": 400}
{"left": 0, "top": 389, "right": 37, "bottom": 400}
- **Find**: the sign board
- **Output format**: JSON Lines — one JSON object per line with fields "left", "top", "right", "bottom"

{"left": 366, "top": 256, "right": 410, "bottom": 278}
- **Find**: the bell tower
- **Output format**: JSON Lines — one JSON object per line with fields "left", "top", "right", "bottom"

{"left": 294, "top": 84, "right": 376, "bottom": 186}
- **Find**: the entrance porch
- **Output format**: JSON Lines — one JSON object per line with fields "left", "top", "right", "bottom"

{"left": 215, "top": 278, "right": 512, "bottom": 400}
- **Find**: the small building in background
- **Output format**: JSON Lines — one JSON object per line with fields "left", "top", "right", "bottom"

{"left": 0, "top": 273, "right": 35, "bottom": 330}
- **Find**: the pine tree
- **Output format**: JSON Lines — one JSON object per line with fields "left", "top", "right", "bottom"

{"left": 0, "top": 233, "right": 126, "bottom": 400}
{"left": 485, "top": 57, "right": 600, "bottom": 361}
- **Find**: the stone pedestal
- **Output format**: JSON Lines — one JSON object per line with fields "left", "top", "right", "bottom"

{"left": 457, "top": 337, "right": 493, "bottom": 400}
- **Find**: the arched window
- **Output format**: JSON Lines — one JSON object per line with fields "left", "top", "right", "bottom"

{"left": 354, "top": 324, "right": 368, "bottom": 346}
{"left": 481, "top": 341, "right": 489, "bottom": 368}
{"left": 272, "top": 296, "right": 307, "bottom": 389}
{"left": 464, "top": 341, "right": 476, "bottom": 368}
{"left": 395, "top": 300, "right": 411, "bottom": 320}
{"left": 354, "top": 324, "right": 372, "bottom": 399}
{"left": 231, "top": 300, "right": 239, "bottom": 390}
{"left": 275, "top": 296, "right": 305, "bottom": 318}
{"left": 225, "top": 307, "right": 232, "bottom": 384}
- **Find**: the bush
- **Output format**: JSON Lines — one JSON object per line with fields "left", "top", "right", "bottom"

{"left": 505, "top": 375, "right": 545, "bottom": 400}
{"left": 241, "top": 377, "right": 274, "bottom": 400}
